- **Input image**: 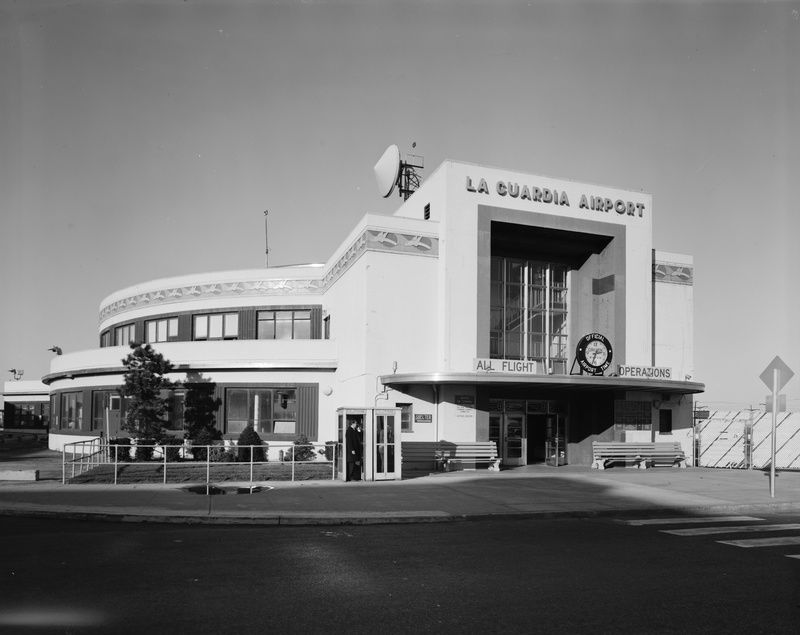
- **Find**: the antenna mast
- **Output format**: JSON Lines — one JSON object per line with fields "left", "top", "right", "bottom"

{"left": 264, "top": 210, "right": 269, "bottom": 268}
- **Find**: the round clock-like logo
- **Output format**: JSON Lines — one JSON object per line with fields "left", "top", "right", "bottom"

{"left": 576, "top": 333, "right": 613, "bottom": 375}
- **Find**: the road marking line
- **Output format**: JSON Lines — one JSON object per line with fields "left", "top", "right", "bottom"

{"left": 787, "top": 555, "right": 800, "bottom": 560}
{"left": 718, "top": 536, "right": 800, "bottom": 548}
{"left": 661, "top": 524, "right": 800, "bottom": 536}
{"left": 621, "top": 516, "right": 763, "bottom": 526}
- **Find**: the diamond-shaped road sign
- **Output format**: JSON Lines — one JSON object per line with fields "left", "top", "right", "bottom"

{"left": 759, "top": 356, "right": 794, "bottom": 391}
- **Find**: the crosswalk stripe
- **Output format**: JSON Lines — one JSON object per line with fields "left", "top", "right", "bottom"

{"left": 621, "top": 516, "right": 763, "bottom": 526}
{"left": 718, "top": 536, "right": 800, "bottom": 548}
{"left": 661, "top": 524, "right": 800, "bottom": 536}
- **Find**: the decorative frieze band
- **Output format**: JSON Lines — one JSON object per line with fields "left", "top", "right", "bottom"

{"left": 99, "top": 229, "right": 439, "bottom": 323}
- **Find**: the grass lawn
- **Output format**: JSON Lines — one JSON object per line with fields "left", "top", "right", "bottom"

{"left": 67, "top": 461, "right": 337, "bottom": 484}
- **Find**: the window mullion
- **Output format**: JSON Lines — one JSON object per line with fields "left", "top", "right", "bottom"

{"left": 522, "top": 262, "right": 529, "bottom": 359}
{"left": 545, "top": 265, "right": 551, "bottom": 372}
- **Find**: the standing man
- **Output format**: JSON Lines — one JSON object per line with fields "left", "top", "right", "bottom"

{"left": 346, "top": 417, "right": 363, "bottom": 482}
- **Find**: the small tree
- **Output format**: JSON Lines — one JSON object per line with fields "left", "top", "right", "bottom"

{"left": 237, "top": 425, "right": 266, "bottom": 462}
{"left": 183, "top": 371, "right": 222, "bottom": 444}
{"left": 121, "top": 343, "right": 176, "bottom": 440}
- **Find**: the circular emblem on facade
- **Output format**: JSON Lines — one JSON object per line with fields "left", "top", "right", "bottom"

{"left": 576, "top": 333, "right": 613, "bottom": 375}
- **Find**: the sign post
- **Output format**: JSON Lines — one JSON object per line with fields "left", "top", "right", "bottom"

{"left": 759, "top": 356, "right": 794, "bottom": 498}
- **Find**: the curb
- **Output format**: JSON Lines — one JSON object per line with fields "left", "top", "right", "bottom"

{"left": 2, "top": 501, "right": 800, "bottom": 527}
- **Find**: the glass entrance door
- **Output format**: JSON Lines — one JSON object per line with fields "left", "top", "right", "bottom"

{"left": 503, "top": 413, "right": 527, "bottom": 467}
{"left": 373, "top": 411, "right": 399, "bottom": 480}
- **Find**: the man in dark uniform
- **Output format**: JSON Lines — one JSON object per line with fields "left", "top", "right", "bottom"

{"left": 345, "top": 418, "right": 363, "bottom": 481}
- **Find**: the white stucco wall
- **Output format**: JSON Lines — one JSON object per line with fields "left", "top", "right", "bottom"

{"left": 396, "top": 161, "right": 654, "bottom": 371}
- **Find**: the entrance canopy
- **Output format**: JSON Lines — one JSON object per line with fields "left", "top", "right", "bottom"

{"left": 380, "top": 372, "right": 705, "bottom": 396}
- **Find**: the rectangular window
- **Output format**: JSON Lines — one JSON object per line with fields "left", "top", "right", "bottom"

{"left": 323, "top": 315, "right": 330, "bottom": 339}
{"left": 193, "top": 313, "right": 238, "bottom": 340}
{"left": 424, "top": 203, "right": 431, "bottom": 220}
{"left": 397, "top": 403, "right": 413, "bottom": 432}
{"left": 146, "top": 317, "right": 179, "bottom": 343}
{"left": 114, "top": 323, "right": 136, "bottom": 346}
{"left": 225, "top": 388, "right": 297, "bottom": 436}
{"left": 257, "top": 310, "right": 312, "bottom": 340}
{"left": 91, "top": 390, "right": 120, "bottom": 431}
{"left": 100, "top": 331, "right": 111, "bottom": 348}
{"left": 60, "top": 392, "right": 84, "bottom": 430}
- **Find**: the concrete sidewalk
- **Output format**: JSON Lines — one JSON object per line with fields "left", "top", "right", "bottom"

{"left": 1, "top": 448, "right": 800, "bottom": 525}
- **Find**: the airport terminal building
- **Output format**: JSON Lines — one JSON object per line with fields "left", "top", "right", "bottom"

{"left": 42, "top": 160, "right": 704, "bottom": 469}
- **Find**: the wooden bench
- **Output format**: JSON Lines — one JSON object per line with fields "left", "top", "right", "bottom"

{"left": 401, "top": 441, "right": 501, "bottom": 472}
{"left": 591, "top": 441, "right": 687, "bottom": 470}
{"left": 437, "top": 441, "right": 500, "bottom": 472}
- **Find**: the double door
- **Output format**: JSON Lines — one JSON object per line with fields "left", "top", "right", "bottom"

{"left": 337, "top": 408, "right": 401, "bottom": 481}
{"left": 489, "top": 400, "right": 567, "bottom": 467}
{"left": 490, "top": 412, "right": 527, "bottom": 467}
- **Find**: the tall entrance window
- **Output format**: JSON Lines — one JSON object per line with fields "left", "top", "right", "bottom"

{"left": 490, "top": 257, "right": 569, "bottom": 373}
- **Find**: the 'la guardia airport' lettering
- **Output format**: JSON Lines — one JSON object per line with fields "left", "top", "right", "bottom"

{"left": 466, "top": 176, "right": 645, "bottom": 218}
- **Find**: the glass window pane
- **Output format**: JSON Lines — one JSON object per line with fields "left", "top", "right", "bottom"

{"left": 506, "top": 260, "right": 524, "bottom": 284}
{"left": 505, "top": 308, "right": 522, "bottom": 332}
{"left": 531, "top": 265, "right": 546, "bottom": 286}
{"left": 209, "top": 315, "right": 223, "bottom": 339}
{"left": 274, "top": 390, "right": 296, "bottom": 421}
{"left": 168, "top": 318, "right": 178, "bottom": 337}
{"left": 194, "top": 316, "right": 207, "bottom": 339}
{"left": 490, "top": 282, "right": 504, "bottom": 307}
{"left": 550, "top": 288, "right": 568, "bottom": 310}
{"left": 506, "top": 284, "right": 522, "bottom": 309}
{"left": 551, "top": 266, "right": 567, "bottom": 287}
{"left": 505, "top": 332, "right": 522, "bottom": 359}
{"left": 528, "top": 311, "right": 546, "bottom": 334}
{"left": 227, "top": 389, "right": 249, "bottom": 423}
{"left": 275, "top": 312, "right": 292, "bottom": 340}
{"left": 490, "top": 309, "right": 504, "bottom": 331}
{"left": 147, "top": 322, "right": 157, "bottom": 342}
{"left": 294, "top": 312, "right": 311, "bottom": 339}
{"left": 257, "top": 312, "right": 275, "bottom": 339}
{"left": 490, "top": 333, "right": 502, "bottom": 357}
{"left": 224, "top": 313, "right": 238, "bottom": 337}
{"left": 550, "top": 311, "right": 567, "bottom": 333}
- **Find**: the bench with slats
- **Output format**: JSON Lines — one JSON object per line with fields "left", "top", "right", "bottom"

{"left": 591, "top": 441, "right": 687, "bottom": 470}
{"left": 437, "top": 441, "right": 500, "bottom": 472}
{"left": 401, "top": 441, "right": 500, "bottom": 472}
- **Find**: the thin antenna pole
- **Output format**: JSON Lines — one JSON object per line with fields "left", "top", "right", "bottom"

{"left": 264, "top": 210, "right": 269, "bottom": 268}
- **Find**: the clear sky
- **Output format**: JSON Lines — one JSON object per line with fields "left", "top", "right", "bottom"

{"left": 1, "top": 0, "right": 798, "bottom": 410}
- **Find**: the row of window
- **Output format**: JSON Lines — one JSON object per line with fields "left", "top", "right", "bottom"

{"left": 102, "top": 309, "right": 322, "bottom": 347}
{"left": 1, "top": 402, "right": 50, "bottom": 429}
{"left": 51, "top": 389, "right": 415, "bottom": 435}
{"left": 53, "top": 387, "right": 301, "bottom": 436}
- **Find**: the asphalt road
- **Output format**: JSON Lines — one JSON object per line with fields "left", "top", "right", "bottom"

{"left": 1, "top": 514, "right": 799, "bottom": 634}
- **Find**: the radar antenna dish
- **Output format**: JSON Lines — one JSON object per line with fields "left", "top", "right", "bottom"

{"left": 373, "top": 144, "right": 401, "bottom": 198}
{"left": 373, "top": 143, "right": 424, "bottom": 201}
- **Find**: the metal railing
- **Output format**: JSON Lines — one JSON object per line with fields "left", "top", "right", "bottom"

{"left": 62, "top": 440, "right": 338, "bottom": 487}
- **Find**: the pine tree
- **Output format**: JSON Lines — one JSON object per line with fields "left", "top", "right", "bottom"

{"left": 183, "top": 371, "right": 222, "bottom": 444}
{"left": 121, "top": 343, "right": 176, "bottom": 440}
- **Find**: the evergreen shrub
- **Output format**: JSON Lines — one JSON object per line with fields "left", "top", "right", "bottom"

{"left": 237, "top": 426, "right": 266, "bottom": 462}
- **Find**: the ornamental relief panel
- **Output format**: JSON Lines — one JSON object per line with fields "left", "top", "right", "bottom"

{"left": 653, "top": 262, "right": 693, "bottom": 285}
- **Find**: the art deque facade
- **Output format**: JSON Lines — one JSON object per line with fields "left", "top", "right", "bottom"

{"left": 43, "top": 160, "right": 703, "bottom": 468}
